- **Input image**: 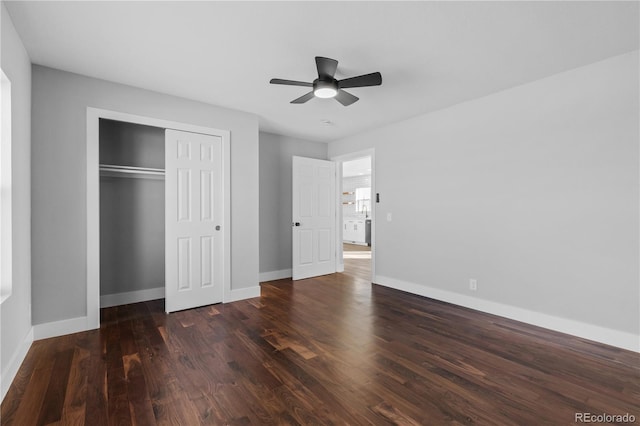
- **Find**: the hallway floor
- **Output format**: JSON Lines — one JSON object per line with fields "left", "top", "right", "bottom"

{"left": 342, "top": 243, "right": 371, "bottom": 283}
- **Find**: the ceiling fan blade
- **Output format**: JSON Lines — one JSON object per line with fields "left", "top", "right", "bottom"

{"left": 335, "top": 90, "right": 359, "bottom": 106}
{"left": 316, "top": 57, "right": 338, "bottom": 79}
{"left": 291, "top": 91, "right": 315, "bottom": 104}
{"left": 270, "top": 78, "right": 313, "bottom": 87}
{"left": 338, "top": 72, "right": 382, "bottom": 89}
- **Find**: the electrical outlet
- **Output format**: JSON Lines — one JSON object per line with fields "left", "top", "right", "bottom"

{"left": 469, "top": 279, "right": 477, "bottom": 291}
{"left": 387, "top": 213, "right": 392, "bottom": 222}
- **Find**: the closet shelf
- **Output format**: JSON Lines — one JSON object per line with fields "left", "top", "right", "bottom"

{"left": 99, "top": 164, "right": 165, "bottom": 179}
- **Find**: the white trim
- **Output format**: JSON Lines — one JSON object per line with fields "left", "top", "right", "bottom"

{"left": 334, "top": 159, "right": 344, "bottom": 272}
{"left": 33, "top": 316, "right": 89, "bottom": 341}
{"left": 375, "top": 275, "right": 640, "bottom": 353}
{"left": 221, "top": 128, "right": 231, "bottom": 307}
{"left": 87, "top": 107, "right": 232, "bottom": 330}
{"left": 88, "top": 108, "right": 232, "bottom": 136}
{"left": 224, "top": 286, "right": 261, "bottom": 303}
{"left": 259, "top": 269, "right": 292, "bottom": 282}
{"left": 87, "top": 110, "right": 100, "bottom": 330}
{"left": 1, "top": 327, "right": 33, "bottom": 401}
{"left": 100, "top": 287, "right": 165, "bottom": 308}
{"left": 0, "top": 69, "right": 13, "bottom": 304}
{"left": 330, "top": 149, "right": 376, "bottom": 281}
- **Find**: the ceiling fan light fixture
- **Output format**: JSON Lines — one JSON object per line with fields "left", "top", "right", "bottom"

{"left": 313, "top": 80, "right": 338, "bottom": 98}
{"left": 314, "top": 87, "right": 337, "bottom": 98}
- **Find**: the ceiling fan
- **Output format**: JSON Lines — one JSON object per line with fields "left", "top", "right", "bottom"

{"left": 270, "top": 57, "right": 382, "bottom": 106}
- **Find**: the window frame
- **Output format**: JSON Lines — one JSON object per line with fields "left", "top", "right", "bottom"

{"left": 1, "top": 68, "right": 13, "bottom": 304}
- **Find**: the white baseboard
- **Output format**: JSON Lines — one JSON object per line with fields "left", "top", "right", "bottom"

{"left": 343, "top": 241, "right": 369, "bottom": 246}
{"left": 100, "top": 286, "right": 164, "bottom": 308}
{"left": 1, "top": 327, "right": 33, "bottom": 401}
{"left": 259, "top": 269, "right": 292, "bottom": 282}
{"left": 224, "top": 286, "right": 261, "bottom": 303}
{"left": 375, "top": 275, "right": 640, "bottom": 353}
{"left": 33, "top": 316, "right": 91, "bottom": 341}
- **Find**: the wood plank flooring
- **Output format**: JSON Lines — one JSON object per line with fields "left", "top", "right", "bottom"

{"left": 2, "top": 271, "right": 639, "bottom": 425}
{"left": 343, "top": 243, "right": 371, "bottom": 252}
{"left": 343, "top": 243, "right": 372, "bottom": 283}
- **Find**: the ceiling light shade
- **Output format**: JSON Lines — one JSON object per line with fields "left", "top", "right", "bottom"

{"left": 313, "top": 80, "right": 338, "bottom": 98}
{"left": 314, "top": 87, "right": 337, "bottom": 98}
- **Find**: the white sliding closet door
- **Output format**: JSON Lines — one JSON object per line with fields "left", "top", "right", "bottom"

{"left": 165, "top": 129, "right": 223, "bottom": 313}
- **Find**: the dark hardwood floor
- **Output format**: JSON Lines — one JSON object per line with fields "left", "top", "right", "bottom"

{"left": 2, "top": 270, "right": 638, "bottom": 425}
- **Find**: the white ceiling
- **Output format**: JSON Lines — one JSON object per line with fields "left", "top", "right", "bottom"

{"left": 343, "top": 157, "right": 371, "bottom": 178}
{"left": 5, "top": 1, "right": 638, "bottom": 143}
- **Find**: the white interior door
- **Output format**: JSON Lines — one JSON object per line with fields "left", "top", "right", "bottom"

{"left": 165, "top": 129, "right": 223, "bottom": 312}
{"left": 292, "top": 156, "right": 336, "bottom": 280}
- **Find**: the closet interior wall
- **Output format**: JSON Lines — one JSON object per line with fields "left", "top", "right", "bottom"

{"left": 99, "top": 119, "right": 165, "bottom": 302}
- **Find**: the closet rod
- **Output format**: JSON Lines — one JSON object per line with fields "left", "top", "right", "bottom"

{"left": 99, "top": 164, "right": 165, "bottom": 176}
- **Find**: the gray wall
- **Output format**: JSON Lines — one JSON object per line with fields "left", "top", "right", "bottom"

{"left": 329, "top": 51, "right": 639, "bottom": 335}
{"left": 99, "top": 120, "right": 165, "bottom": 296}
{"left": 259, "top": 132, "right": 327, "bottom": 275}
{"left": 0, "top": 2, "right": 32, "bottom": 386}
{"left": 31, "top": 65, "right": 259, "bottom": 325}
{"left": 99, "top": 119, "right": 165, "bottom": 168}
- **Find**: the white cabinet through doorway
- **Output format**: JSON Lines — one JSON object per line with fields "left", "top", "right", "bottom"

{"left": 343, "top": 219, "right": 365, "bottom": 244}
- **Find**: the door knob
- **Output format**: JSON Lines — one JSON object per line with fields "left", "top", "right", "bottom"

{"left": 292, "top": 222, "right": 301, "bottom": 227}
{"left": 215, "top": 225, "right": 221, "bottom": 231}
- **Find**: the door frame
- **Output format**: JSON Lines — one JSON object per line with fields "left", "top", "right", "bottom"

{"left": 86, "top": 107, "right": 230, "bottom": 329}
{"left": 330, "top": 148, "right": 376, "bottom": 282}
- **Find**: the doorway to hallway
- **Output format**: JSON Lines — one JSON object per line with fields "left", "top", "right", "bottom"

{"left": 341, "top": 155, "right": 372, "bottom": 282}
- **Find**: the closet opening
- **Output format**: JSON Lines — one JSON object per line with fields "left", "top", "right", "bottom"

{"left": 88, "top": 107, "right": 231, "bottom": 328}
{"left": 99, "top": 119, "right": 166, "bottom": 309}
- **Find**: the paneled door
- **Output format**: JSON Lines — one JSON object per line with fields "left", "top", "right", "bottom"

{"left": 165, "top": 129, "right": 223, "bottom": 312}
{"left": 292, "top": 156, "right": 336, "bottom": 280}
